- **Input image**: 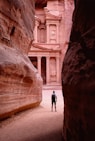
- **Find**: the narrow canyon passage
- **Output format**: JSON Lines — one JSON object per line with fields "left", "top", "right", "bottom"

{"left": 0, "top": 90, "right": 64, "bottom": 141}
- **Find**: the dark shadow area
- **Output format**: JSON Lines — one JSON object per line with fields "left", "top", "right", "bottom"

{"left": 24, "top": 129, "right": 63, "bottom": 141}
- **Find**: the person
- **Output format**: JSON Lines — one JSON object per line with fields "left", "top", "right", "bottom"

{"left": 51, "top": 90, "right": 57, "bottom": 112}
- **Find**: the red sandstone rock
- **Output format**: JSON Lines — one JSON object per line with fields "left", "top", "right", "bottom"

{"left": 0, "top": 0, "right": 42, "bottom": 119}
{"left": 62, "top": 0, "right": 95, "bottom": 140}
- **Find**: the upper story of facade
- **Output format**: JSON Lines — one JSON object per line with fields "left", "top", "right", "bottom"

{"left": 34, "top": 0, "right": 64, "bottom": 47}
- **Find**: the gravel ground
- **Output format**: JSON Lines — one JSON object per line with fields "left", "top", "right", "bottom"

{"left": 0, "top": 90, "right": 64, "bottom": 141}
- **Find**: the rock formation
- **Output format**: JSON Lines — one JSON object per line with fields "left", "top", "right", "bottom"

{"left": 0, "top": 0, "right": 42, "bottom": 120}
{"left": 62, "top": 0, "right": 95, "bottom": 140}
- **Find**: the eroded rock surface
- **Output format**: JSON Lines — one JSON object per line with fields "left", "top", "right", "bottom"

{"left": 0, "top": 0, "right": 42, "bottom": 119}
{"left": 62, "top": 0, "right": 95, "bottom": 140}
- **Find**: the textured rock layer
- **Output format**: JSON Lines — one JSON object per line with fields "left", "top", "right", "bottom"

{"left": 0, "top": 0, "right": 35, "bottom": 53}
{"left": 62, "top": 0, "right": 95, "bottom": 140}
{"left": 0, "top": 0, "right": 42, "bottom": 120}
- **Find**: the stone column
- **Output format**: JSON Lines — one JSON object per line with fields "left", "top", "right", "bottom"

{"left": 37, "top": 56, "right": 41, "bottom": 75}
{"left": 46, "top": 56, "right": 50, "bottom": 84}
{"left": 56, "top": 56, "right": 60, "bottom": 83}
{"left": 34, "top": 20, "right": 39, "bottom": 42}
{"left": 56, "top": 23, "right": 59, "bottom": 43}
{"left": 46, "top": 23, "right": 50, "bottom": 43}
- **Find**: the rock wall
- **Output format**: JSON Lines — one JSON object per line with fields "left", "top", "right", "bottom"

{"left": 0, "top": 0, "right": 42, "bottom": 120}
{"left": 62, "top": 0, "right": 95, "bottom": 140}
{"left": 62, "top": 0, "right": 74, "bottom": 59}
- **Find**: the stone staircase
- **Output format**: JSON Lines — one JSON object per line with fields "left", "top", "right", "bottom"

{"left": 43, "top": 84, "right": 62, "bottom": 90}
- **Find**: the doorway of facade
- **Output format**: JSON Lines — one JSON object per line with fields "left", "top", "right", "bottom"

{"left": 29, "top": 57, "right": 37, "bottom": 69}
{"left": 41, "top": 57, "right": 46, "bottom": 84}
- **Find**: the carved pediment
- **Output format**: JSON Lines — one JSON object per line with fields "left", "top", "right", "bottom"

{"left": 44, "top": 7, "right": 61, "bottom": 20}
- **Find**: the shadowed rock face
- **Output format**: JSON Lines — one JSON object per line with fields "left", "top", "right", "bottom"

{"left": 35, "top": 0, "right": 47, "bottom": 7}
{"left": 0, "top": 0, "right": 42, "bottom": 119}
{"left": 62, "top": 0, "right": 95, "bottom": 140}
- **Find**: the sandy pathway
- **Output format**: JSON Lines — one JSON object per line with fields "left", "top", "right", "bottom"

{"left": 0, "top": 90, "right": 64, "bottom": 141}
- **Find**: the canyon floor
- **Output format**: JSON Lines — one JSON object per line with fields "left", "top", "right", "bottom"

{"left": 0, "top": 90, "right": 64, "bottom": 141}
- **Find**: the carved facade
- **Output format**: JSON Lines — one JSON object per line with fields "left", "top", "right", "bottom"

{"left": 29, "top": 0, "right": 74, "bottom": 87}
{"left": 29, "top": 0, "right": 64, "bottom": 87}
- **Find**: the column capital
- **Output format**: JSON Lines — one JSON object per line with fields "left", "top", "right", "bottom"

{"left": 46, "top": 56, "right": 50, "bottom": 59}
{"left": 38, "top": 56, "right": 42, "bottom": 59}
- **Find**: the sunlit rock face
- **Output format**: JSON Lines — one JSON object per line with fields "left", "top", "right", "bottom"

{"left": 62, "top": 0, "right": 95, "bottom": 140}
{"left": 0, "top": 0, "right": 42, "bottom": 119}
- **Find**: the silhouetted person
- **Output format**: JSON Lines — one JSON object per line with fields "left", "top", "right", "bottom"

{"left": 51, "top": 91, "right": 57, "bottom": 112}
